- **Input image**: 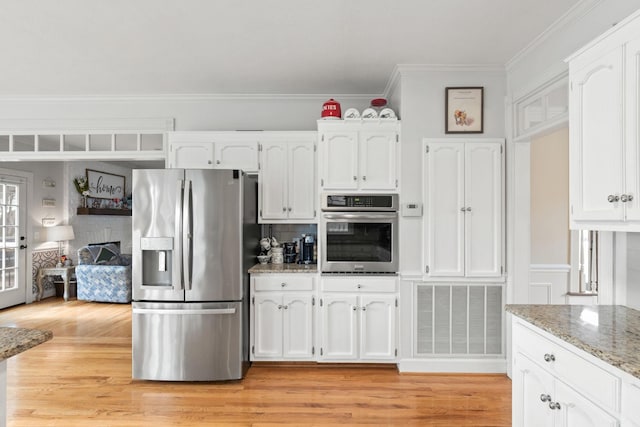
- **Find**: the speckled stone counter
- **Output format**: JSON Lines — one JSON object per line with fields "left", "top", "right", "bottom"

{"left": 248, "top": 263, "right": 318, "bottom": 274}
{"left": 506, "top": 304, "right": 640, "bottom": 379}
{"left": 0, "top": 327, "right": 53, "bottom": 361}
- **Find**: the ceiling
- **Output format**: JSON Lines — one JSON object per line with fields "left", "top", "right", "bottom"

{"left": 0, "top": 0, "right": 583, "bottom": 97}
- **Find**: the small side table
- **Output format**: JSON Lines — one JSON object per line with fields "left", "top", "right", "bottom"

{"left": 37, "top": 266, "right": 75, "bottom": 301}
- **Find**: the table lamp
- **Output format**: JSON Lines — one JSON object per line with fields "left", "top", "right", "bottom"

{"left": 45, "top": 225, "right": 75, "bottom": 266}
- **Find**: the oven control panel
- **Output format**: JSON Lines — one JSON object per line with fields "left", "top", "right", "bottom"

{"left": 322, "top": 194, "right": 398, "bottom": 211}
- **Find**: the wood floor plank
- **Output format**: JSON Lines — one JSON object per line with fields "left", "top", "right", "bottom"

{"left": 0, "top": 299, "right": 511, "bottom": 426}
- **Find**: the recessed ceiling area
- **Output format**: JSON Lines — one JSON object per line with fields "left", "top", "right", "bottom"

{"left": 0, "top": 0, "right": 582, "bottom": 97}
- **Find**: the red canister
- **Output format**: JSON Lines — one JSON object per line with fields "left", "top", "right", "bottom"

{"left": 321, "top": 98, "right": 341, "bottom": 119}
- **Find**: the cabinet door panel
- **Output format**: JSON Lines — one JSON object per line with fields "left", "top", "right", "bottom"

{"left": 254, "top": 295, "right": 283, "bottom": 358}
{"left": 321, "top": 132, "right": 359, "bottom": 190}
{"left": 426, "top": 142, "right": 465, "bottom": 276}
{"left": 465, "top": 143, "right": 502, "bottom": 277}
{"left": 554, "top": 381, "right": 618, "bottom": 427}
{"left": 320, "top": 295, "right": 358, "bottom": 360}
{"left": 359, "top": 295, "right": 396, "bottom": 360}
{"left": 512, "top": 353, "right": 555, "bottom": 427}
{"left": 259, "top": 142, "right": 287, "bottom": 220}
{"left": 359, "top": 132, "right": 397, "bottom": 190}
{"left": 288, "top": 142, "right": 316, "bottom": 219}
{"left": 283, "top": 294, "right": 314, "bottom": 359}
{"left": 170, "top": 142, "right": 214, "bottom": 168}
{"left": 625, "top": 37, "right": 640, "bottom": 221}
{"left": 570, "top": 47, "right": 624, "bottom": 221}
{"left": 213, "top": 141, "right": 258, "bottom": 172}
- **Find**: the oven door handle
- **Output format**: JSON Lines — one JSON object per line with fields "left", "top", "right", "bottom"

{"left": 322, "top": 213, "right": 397, "bottom": 220}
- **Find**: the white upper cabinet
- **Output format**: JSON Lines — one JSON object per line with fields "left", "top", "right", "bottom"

{"left": 567, "top": 10, "right": 640, "bottom": 230}
{"left": 423, "top": 139, "right": 503, "bottom": 279}
{"left": 318, "top": 120, "right": 400, "bottom": 192}
{"left": 167, "top": 132, "right": 258, "bottom": 172}
{"left": 258, "top": 132, "right": 317, "bottom": 223}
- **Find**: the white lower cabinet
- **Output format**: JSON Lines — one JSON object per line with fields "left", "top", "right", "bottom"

{"left": 250, "top": 274, "right": 315, "bottom": 361}
{"left": 319, "top": 276, "right": 398, "bottom": 362}
{"left": 511, "top": 317, "right": 629, "bottom": 427}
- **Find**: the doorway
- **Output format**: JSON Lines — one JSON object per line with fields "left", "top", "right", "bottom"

{"left": 0, "top": 174, "right": 28, "bottom": 309}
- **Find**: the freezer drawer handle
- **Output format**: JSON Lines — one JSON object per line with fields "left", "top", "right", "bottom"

{"left": 133, "top": 308, "right": 237, "bottom": 315}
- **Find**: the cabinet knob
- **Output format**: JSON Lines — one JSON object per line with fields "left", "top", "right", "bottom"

{"left": 353, "top": 176, "right": 358, "bottom": 181}
{"left": 629, "top": 194, "right": 634, "bottom": 202}
{"left": 216, "top": 160, "right": 221, "bottom": 165}
{"left": 608, "top": 194, "right": 620, "bottom": 203}
{"left": 281, "top": 283, "right": 286, "bottom": 287}
{"left": 466, "top": 207, "right": 472, "bottom": 212}
{"left": 283, "top": 305, "right": 288, "bottom": 310}
{"left": 539, "top": 394, "right": 551, "bottom": 403}
{"left": 282, "top": 207, "right": 286, "bottom": 212}
{"left": 362, "top": 176, "right": 367, "bottom": 181}
{"left": 288, "top": 207, "right": 292, "bottom": 212}
{"left": 362, "top": 306, "right": 366, "bottom": 311}
{"left": 622, "top": 194, "right": 634, "bottom": 202}
{"left": 543, "top": 353, "right": 555, "bottom": 362}
{"left": 357, "top": 284, "right": 362, "bottom": 289}
{"left": 548, "top": 402, "right": 561, "bottom": 410}
{"left": 207, "top": 160, "right": 212, "bottom": 165}
{"left": 278, "top": 305, "right": 283, "bottom": 309}
{"left": 352, "top": 306, "right": 358, "bottom": 311}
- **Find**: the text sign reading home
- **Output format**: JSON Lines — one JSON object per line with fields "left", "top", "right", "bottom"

{"left": 86, "top": 169, "right": 126, "bottom": 200}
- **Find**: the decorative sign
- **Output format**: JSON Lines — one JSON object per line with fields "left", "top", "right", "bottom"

{"left": 42, "top": 198, "right": 56, "bottom": 208}
{"left": 41, "top": 217, "right": 55, "bottom": 226}
{"left": 86, "top": 169, "right": 126, "bottom": 200}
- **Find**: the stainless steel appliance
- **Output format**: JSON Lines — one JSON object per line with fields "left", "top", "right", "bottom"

{"left": 131, "top": 169, "right": 258, "bottom": 381}
{"left": 300, "top": 234, "right": 315, "bottom": 264}
{"left": 320, "top": 193, "right": 398, "bottom": 273}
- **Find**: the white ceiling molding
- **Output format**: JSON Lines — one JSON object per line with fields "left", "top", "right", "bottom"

{"left": 393, "top": 64, "right": 505, "bottom": 73}
{"left": 0, "top": 93, "right": 378, "bottom": 103}
{"left": 505, "top": 0, "right": 603, "bottom": 71}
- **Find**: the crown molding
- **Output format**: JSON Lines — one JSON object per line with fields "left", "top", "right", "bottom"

{"left": 505, "top": 0, "right": 604, "bottom": 71}
{"left": 0, "top": 92, "right": 379, "bottom": 103}
{"left": 393, "top": 64, "right": 505, "bottom": 73}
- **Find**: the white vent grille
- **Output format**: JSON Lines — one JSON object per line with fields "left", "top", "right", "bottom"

{"left": 415, "top": 283, "right": 503, "bottom": 356}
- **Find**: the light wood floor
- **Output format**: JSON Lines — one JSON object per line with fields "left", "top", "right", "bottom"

{"left": 0, "top": 298, "right": 511, "bottom": 426}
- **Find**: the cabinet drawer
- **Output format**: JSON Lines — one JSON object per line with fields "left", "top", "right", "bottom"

{"left": 254, "top": 275, "right": 314, "bottom": 291}
{"left": 321, "top": 276, "right": 397, "bottom": 293}
{"left": 514, "top": 321, "right": 620, "bottom": 413}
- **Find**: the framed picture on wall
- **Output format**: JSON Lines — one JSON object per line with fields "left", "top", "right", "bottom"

{"left": 445, "top": 87, "right": 484, "bottom": 134}
{"left": 86, "top": 169, "right": 126, "bottom": 200}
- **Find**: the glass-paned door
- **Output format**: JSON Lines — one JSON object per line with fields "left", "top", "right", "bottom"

{"left": 0, "top": 179, "right": 26, "bottom": 309}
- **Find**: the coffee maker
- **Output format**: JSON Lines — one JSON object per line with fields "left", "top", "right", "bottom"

{"left": 299, "top": 234, "right": 315, "bottom": 264}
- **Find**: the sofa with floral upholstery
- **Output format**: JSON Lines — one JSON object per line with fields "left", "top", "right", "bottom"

{"left": 75, "top": 243, "right": 132, "bottom": 303}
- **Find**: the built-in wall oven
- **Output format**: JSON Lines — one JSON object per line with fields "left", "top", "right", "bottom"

{"left": 320, "top": 194, "right": 398, "bottom": 273}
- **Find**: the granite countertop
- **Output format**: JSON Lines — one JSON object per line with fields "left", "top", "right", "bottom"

{"left": 0, "top": 327, "right": 53, "bottom": 361}
{"left": 248, "top": 263, "right": 318, "bottom": 274}
{"left": 506, "top": 304, "right": 640, "bottom": 379}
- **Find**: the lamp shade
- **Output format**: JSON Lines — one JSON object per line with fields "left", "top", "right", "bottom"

{"left": 45, "top": 225, "right": 75, "bottom": 242}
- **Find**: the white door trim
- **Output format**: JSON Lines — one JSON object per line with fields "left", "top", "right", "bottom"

{"left": 0, "top": 167, "right": 33, "bottom": 304}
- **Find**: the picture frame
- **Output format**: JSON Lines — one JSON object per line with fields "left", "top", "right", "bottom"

{"left": 86, "top": 169, "right": 126, "bottom": 200}
{"left": 445, "top": 87, "right": 484, "bottom": 134}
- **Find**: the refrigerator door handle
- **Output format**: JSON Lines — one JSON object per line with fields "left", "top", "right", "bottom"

{"left": 133, "top": 308, "right": 237, "bottom": 315}
{"left": 174, "top": 179, "right": 184, "bottom": 290}
{"left": 183, "top": 179, "right": 193, "bottom": 290}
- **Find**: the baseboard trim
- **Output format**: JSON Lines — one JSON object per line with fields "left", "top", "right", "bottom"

{"left": 398, "top": 358, "right": 507, "bottom": 374}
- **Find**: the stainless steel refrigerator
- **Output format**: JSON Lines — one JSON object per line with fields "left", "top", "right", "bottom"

{"left": 131, "top": 169, "right": 258, "bottom": 381}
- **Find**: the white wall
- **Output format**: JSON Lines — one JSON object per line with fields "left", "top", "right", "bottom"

{"left": 0, "top": 96, "right": 378, "bottom": 132}
{"left": 530, "top": 128, "right": 569, "bottom": 264}
{"left": 397, "top": 67, "right": 506, "bottom": 274}
{"left": 626, "top": 233, "right": 640, "bottom": 309}
{"left": 0, "top": 162, "right": 66, "bottom": 251}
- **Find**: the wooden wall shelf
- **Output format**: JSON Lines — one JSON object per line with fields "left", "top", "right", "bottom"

{"left": 77, "top": 208, "right": 132, "bottom": 216}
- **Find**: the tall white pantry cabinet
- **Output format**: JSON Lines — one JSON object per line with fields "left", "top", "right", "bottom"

{"left": 423, "top": 138, "right": 504, "bottom": 278}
